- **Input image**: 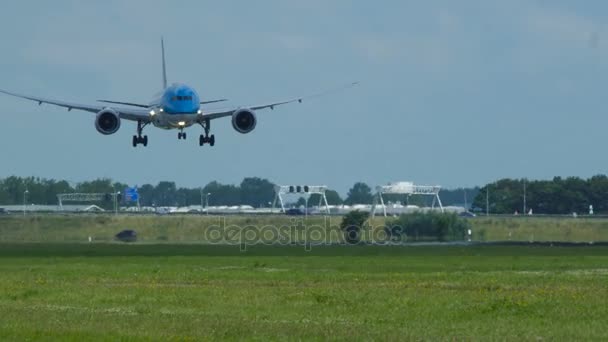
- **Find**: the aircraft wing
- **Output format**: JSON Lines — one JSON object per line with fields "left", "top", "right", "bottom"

{"left": 200, "top": 82, "right": 359, "bottom": 121}
{"left": 200, "top": 98, "right": 304, "bottom": 121}
{"left": 0, "top": 89, "right": 152, "bottom": 122}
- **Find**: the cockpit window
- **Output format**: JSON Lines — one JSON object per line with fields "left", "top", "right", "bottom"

{"left": 171, "top": 95, "right": 193, "bottom": 101}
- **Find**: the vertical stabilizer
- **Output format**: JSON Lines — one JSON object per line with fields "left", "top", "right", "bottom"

{"left": 161, "top": 38, "right": 168, "bottom": 89}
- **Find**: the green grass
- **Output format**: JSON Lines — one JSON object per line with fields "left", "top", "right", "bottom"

{"left": 471, "top": 217, "right": 608, "bottom": 242}
{"left": 2, "top": 214, "right": 608, "bottom": 244}
{"left": 0, "top": 215, "right": 339, "bottom": 244}
{"left": 0, "top": 244, "right": 607, "bottom": 340}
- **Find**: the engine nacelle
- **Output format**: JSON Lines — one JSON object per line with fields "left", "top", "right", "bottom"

{"left": 231, "top": 109, "right": 257, "bottom": 134}
{"left": 95, "top": 109, "right": 121, "bottom": 135}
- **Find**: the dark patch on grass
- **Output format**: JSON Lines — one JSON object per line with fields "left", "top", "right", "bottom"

{"left": 0, "top": 243, "right": 607, "bottom": 258}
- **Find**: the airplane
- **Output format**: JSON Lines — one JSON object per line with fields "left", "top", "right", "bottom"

{"left": 0, "top": 39, "right": 357, "bottom": 148}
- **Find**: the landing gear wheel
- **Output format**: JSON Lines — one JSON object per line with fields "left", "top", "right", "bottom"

{"left": 133, "top": 135, "right": 148, "bottom": 147}
{"left": 199, "top": 134, "right": 215, "bottom": 147}
{"left": 198, "top": 118, "right": 215, "bottom": 147}
{"left": 133, "top": 120, "right": 149, "bottom": 147}
{"left": 182, "top": 132, "right": 187, "bottom": 140}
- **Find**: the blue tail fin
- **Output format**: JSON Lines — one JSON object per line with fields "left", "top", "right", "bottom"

{"left": 161, "top": 38, "right": 167, "bottom": 89}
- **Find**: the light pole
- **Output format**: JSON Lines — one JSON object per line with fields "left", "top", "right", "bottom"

{"left": 205, "top": 193, "right": 211, "bottom": 215}
{"left": 114, "top": 191, "right": 121, "bottom": 215}
{"left": 23, "top": 189, "right": 29, "bottom": 216}
{"left": 523, "top": 179, "right": 527, "bottom": 215}
{"left": 486, "top": 187, "right": 489, "bottom": 216}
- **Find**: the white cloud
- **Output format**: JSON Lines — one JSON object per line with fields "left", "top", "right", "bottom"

{"left": 523, "top": 6, "right": 603, "bottom": 47}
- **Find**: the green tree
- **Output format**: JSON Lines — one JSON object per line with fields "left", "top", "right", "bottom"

{"left": 175, "top": 187, "right": 204, "bottom": 207}
{"left": 137, "top": 184, "right": 155, "bottom": 206}
{"left": 0, "top": 179, "right": 10, "bottom": 204}
{"left": 437, "top": 187, "right": 480, "bottom": 208}
{"left": 202, "top": 181, "right": 241, "bottom": 206}
{"left": 240, "top": 177, "right": 275, "bottom": 208}
{"left": 473, "top": 177, "right": 598, "bottom": 215}
{"left": 587, "top": 175, "right": 608, "bottom": 213}
{"left": 308, "top": 189, "right": 343, "bottom": 207}
{"left": 2, "top": 176, "right": 28, "bottom": 204}
{"left": 44, "top": 180, "right": 74, "bottom": 204}
{"left": 473, "top": 179, "right": 526, "bottom": 214}
{"left": 345, "top": 182, "right": 373, "bottom": 205}
{"left": 154, "top": 181, "right": 178, "bottom": 206}
{"left": 76, "top": 178, "right": 114, "bottom": 194}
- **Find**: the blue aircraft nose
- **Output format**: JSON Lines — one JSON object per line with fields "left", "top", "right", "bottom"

{"left": 162, "top": 84, "right": 201, "bottom": 114}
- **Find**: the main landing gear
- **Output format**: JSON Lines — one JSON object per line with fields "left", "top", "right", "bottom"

{"left": 133, "top": 120, "right": 148, "bottom": 147}
{"left": 200, "top": 134, "right": 215, "bottom": 146}
{"left": 199, "top": 119, "right": 215, "bottom": 147}
{"left": 131, "top": 120, "right": 217, "bottom": 147}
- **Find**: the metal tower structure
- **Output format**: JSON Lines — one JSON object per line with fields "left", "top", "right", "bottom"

{"left": 57, "top": 193, "right": 120, "bottom": 212}
{"left": 271, "top": 185, "right": 330, "bottom": 214}
{"left": 371, "top": 182, "right": 444, "bottom": 217}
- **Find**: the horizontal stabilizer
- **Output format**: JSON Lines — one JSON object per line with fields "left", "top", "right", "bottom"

{"left": 98, "top": 99, "right": 229, "bottom": 107}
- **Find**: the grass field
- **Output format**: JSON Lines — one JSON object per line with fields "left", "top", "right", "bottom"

{"left": 2, "top": 214, "right": 608, "bottom": 243}
{"left": 1, "top": 215, "right": 607, "bottom": 340}
{"left": 0, "top": 244, "right": 607, "bottom": 340}
{"left": 471, "top": 217, "right": 608, "bottom": 242}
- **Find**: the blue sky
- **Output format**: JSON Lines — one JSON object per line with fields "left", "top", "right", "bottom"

{"left": 1, "top": 1, "right": 607, "bottom": 194}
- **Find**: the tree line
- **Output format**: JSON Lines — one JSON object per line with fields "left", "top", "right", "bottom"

{"left": 0, "top": 176, "right": 340, "bottom": 208}
{"left": 0, "top": 176, "right": 281, "bottom": 208}
{"left": 0, "top": 176, "right": 478, "bottom": 209}
{"left": 472, "top": 175, "right": 608, "bottom": 215}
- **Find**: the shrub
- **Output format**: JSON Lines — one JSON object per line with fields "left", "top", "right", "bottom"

{"left": 340, "top": 210, "right": 369, "bottom": 244}
{"left": 115, "top": 230, "right": 137, "bottom": 243}
{"left": 389, "top": 211, "right": 470, "bottom": 242}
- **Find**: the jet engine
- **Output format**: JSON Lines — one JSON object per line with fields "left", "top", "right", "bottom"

{"left": 95, "top": 109, "right": 121, "bottom": 135}
{"left": 231, "top": 109, "right": 257, "bottom": 134}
